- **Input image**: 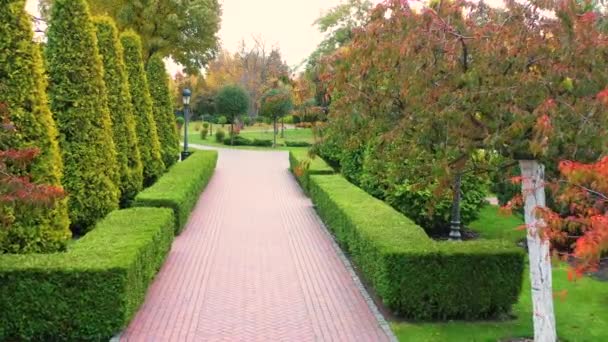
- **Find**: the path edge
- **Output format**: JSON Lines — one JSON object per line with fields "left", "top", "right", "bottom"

{"left": 305, "top": 188, "right": 399, "bottom": 342}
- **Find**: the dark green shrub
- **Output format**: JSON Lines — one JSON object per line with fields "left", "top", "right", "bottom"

{"left": 133, "top": 150, "right": 218, "bottom": 233}
{"left": 201, "top": 128, "right": 209, "bottom": 140}
{"left": 147, "top": 54, "right": 180, "bottom": 168}
{"left": 45, "top": 0, "right": 120, "bottom": 233}
{"left": 285, "top": 141, "right": 311, "bottom": 147}
{"left": 0, "top": 207, "right": 174, "bottom": 340}
{"left": 176, "top": 116, "right": 185, "bottom": 130}
{"left": 0, "top": 0, "right": 71, "bottom": 253}
{"left": 121, "top": 30, "right": 165, "bottom": 186}
{"left": 252, "top": 139, "right": 273, "bottom": 147}
{"left": 215, "top": 128, "right": 226, "bottom": 142}
{"left": 289, "top": 150, "right": 334, "bottom": 191}
{"left": 94, "top": 16, "right": 144, "bottom": 206}
{"left": 243, "top": 116, "right": 252, "bottom": 126}
{"left": 217, "top": 115, "right": 228, "bottom": 125}
{"left": 306, "top": 174, "right": 524, "bottom": 320}
{"left": 223, "top": 135, "right": 251, "bottom": 146}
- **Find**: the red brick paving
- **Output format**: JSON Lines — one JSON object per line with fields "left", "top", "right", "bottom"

{"left": 121, "top": 149, "right": 391, "bottom": 341}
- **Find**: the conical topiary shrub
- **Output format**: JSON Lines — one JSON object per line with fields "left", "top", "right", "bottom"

{"left": 94, "top": 16, "right": 144, "bottom": 206}
{"left": 0, "top": 0, "right": 71, "bottom": 253}
{"left": 147, "top": 54, "right": 180, "bottom": 168}
{"left": 121, "top": 31, "right": 165, "bottom": 185}
{"left": 45, "top": 0, "right": 120, "bottom": 234}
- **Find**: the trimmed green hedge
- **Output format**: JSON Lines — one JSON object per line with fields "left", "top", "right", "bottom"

{"left": 307, "top": 174, "right": 525, "bottom": 320}
{"left": 134, "top": 150, "right": 218, "bottom": 233}
{"left": 0, "top": 208, "right": 174, "bottom": 340}
{"left": 289, "top": 149, "right": 334, "bottom": 191}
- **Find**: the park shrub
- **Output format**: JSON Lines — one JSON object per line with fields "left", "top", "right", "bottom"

{"left": 215, "top": 128, "right": 226, "bottom": 142}
{"left": 0, "top": 207, "right": 174, "bottom": 340}
{"left": 133, "top": 150, "right": 218, "bottom": 233}
{"left": 306, "top": 174, "right": 525, "bottom": 320}
{"left": 94, "top": 16, "right": 144, "bottom": 206}
{"left": 285, "top": 141, "right": 312, "bottom": 147}
{"left": 147, "top": 54, "right": 180, "bottom": 168}
{"left": 223, "top": 135, "right": 252, "bottom": 146}
{"left": 121, "top": 31, "right": 165, "bottom": 186}
{"left": 289, "top": 150, "right": 334, "bottom": 191}
{"left": 176, "top": 116, "right": 185, "bottom": 130}
{"left": 45, "top": 0, "right": 120, "bottom": 234}
{"left": 252, "top": 139, "right": 273, "bottom": 147}
{"left": 0, "top": 0, "right": 71, "bottom": 253}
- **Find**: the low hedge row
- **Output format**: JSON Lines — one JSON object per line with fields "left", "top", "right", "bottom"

{"left": 222, "top": 136, "right": 273, "bottom": 147}
{"left": 133, "top": 150, "right": 218, "bottom": 233}
{"left": 307, "top": 174, "right": 525, "bottom": 320}
{"left": 0, "top": 208, "right": 175, "bottom": 340}
{"left": 289, "top": 149, "right": 335, "bottom": 191}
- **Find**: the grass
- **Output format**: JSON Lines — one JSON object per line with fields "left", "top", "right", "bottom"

{"left": 185, "top": 121, "right": 314, "bottom": 150}
{"left": 391, "top": 205, "right": 608, "bottom": 341}
{"left": 469, "top": 205, "right": 526, "bottom": 244}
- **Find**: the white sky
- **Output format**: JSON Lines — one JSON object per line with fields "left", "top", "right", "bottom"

{"left": 25, "top": 0, "right": 505, "bottom": 75}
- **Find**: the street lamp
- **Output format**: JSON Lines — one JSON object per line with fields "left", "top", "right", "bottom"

{"left": 181, "top": 88, "right": 192, "bottom": 160}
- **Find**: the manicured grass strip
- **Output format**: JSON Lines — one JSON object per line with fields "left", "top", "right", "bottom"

{"left": 469, "top": 205, "right": 526, "bottom": 244}
{"left": 0, "top": 208, "right": 174, "bottom": 341}
{"left": 289, "top": 149, "right": 334, "bottom": 191}
{"left": 307, "top": 174, "right": 525, "bottom": 320}
{"left": 133, "top": 150, "right": 218, "bottom": 233}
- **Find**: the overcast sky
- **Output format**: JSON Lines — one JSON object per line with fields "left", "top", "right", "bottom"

{"left": 25, "top": 0, "right": 505, "bottom": 74}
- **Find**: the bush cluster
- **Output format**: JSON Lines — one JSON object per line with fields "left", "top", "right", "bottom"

{"left": 45, "top": 0, "right": 120, "bottom": 234}
{"left": 134, "top": 150, "right": 218, "bottom": 233}
{"left": 305, "top": 173, "right": 524, "bottom": 320}
{"left": 0, "top": 208, "right": 175, "bottom": 340}
{"left": 0, "top": 0, "right": 71, "bottom": 252}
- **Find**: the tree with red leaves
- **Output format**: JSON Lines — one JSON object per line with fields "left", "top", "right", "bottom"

{"left": 319, "top": 0, "right": 608, "bottom": 340}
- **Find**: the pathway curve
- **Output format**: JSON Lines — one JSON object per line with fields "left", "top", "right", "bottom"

{"left": 121, "top": 149, "right": 392, "bottom": 341}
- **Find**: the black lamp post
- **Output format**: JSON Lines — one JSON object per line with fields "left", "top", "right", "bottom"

{"left": 181, "top": 88, "right": 192, "bottom": 160}
{"left": 449, "top": 172, "right": 462, "bottom": 241}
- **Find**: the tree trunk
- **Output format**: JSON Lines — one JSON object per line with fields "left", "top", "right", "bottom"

{"left": 449, "top": 172, "right": 462, "bottom": 241}
{"left": 281, "top": 117, "right": 285, "bottom": 138}
{"left": 273, "top": 117, "right": 277, "bottom": 148}
{"left": 230, "top": 123, "right": 234, "bottom": 145}
{"left": 519, "top": 160, "right": 557, "bottom": 342}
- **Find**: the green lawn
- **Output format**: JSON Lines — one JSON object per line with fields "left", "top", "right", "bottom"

{"left": 184, "top": 122, "right": 314, "bottom": 150}
{"left": 391, "top": 206, "right": 608, "bottom": 341}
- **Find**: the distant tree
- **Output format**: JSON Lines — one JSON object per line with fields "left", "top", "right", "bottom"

{"left": 0, "top": 0, "right": 70, "bottom": 253}
{"left": 41, "top": 0, "right": 222, "bottom": 73}
{"left": 260, "top": 87, "right": 293, "bottom": 147}
{"left": 147, "top": 54, "right": 180, "bottom": 168}
{"left": 215, "top": 85, "right": 250, "bottom": 145}
{"left": 121, "top": 31, "right": 165, "bottom": 185}
{"left": 94, "top": 16, "right": 144, "bottom": 206}
{"left": 46, "top": 0, "right": 121, "bottom": 234}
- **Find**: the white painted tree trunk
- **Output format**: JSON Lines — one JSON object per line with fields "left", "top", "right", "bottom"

{"left": 519, "top": 160, "right": 557, "bottom": 342}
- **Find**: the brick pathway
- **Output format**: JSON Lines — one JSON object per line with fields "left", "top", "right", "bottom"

{"left": 121, "top": 149, "right": 392, "bottom": 342}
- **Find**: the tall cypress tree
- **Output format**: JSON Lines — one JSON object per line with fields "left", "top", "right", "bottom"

{"left": 146, "top": 54, "right": 180, "bottom": 168}
{"left": 45, "top": 0, "right": 120, "bottom": 233}
{"left": 121, "top": 31, "right": 165, "bottom": 185}
{"left": 0, "top": 0, "right": 71, "bottom": 253}
{"left": 94, "top": 16, "right": 144, "bottom": 205}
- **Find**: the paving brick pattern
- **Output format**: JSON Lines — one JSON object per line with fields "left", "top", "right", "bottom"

{"left": 121, "top": 149, "right": 391, "bottom": 341}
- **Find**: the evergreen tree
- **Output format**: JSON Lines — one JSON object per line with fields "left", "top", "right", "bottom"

{"left": 94, "top": 16, "right": 144, "bottom": 205}
{"left": 146, "top": 54, "right": 180, "bottom": 168}
{"left": 45, "top": 0, "right": 120, "bottom": 233}
{"left": 0, "top": 0, "right": 71, "bottom": 252}
{"left": 121, "top": 31, "right": 165, "bottom": 185}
